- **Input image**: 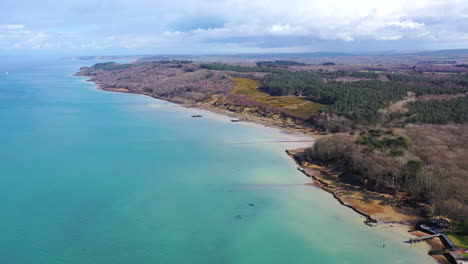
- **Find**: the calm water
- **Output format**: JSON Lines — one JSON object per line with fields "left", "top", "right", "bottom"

{"left": 0, "top": 57, "right": 434, "bottom": 263}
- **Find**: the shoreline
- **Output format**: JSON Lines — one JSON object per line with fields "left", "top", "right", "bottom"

{"left": 285, "top": 148, "right": 426, "bottom": 227}
{"left": 86, "top": 79, "right": 321, "bottom": 138}
{"left": 84, "top": 79, "right": 417, "bottom": 225}
{"left": 80, "top": 75, "right": 440, "bottom": 262}
{"left": 286, "top": 148, "right": 379, "bottom": 226}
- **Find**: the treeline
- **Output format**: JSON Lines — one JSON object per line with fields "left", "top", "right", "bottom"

{"left": 451, "top": 74, "right": 468, "bottom": 87}
{"left": 200, "top": 63, "right": 287, "bottom": 73}
{"left": 305, "top": 127, "right": 468, "bottom": 226}
{"left": 406, "top": 97, "right": 468, "bottom": 124}
{"left": 256, "top": 60, "right": 306, "bottom": 67}
{"left": 201, "top": 63, "right": 378, "bottom": 79}
{"left": 93, "top": 62, "right": 136, "bottom": 71}
{"left": 386, "top": 73, "right": 438, "bottom": 83}
{"left": 319, "top": 70, "right": 379, "bottom": 79}
{"left": 158, "top": 60, "right": 192, "bottom": 64}
{"left": 386, "top": 72, "right": 468, "bottom": 88}
{"left": 261, "top": 71, "right": 468, "bottom": 124}
{"left": 306, "top": 131, "right": 415, "bottom": 192}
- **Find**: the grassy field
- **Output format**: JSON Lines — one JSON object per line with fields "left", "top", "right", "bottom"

{"left": 230, "top": 77, "right": 324, "bottom": 119}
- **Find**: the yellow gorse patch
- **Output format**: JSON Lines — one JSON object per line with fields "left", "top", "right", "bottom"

{"left": 230, "top": 77, "right": 324, "bottom": 119}
{"left": 230, "top": 77, "right": 263, "bottom": 96}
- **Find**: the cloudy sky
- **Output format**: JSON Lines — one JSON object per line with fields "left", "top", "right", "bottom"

{"left": 1, "top": 0, "right": 467, "bottom": 54}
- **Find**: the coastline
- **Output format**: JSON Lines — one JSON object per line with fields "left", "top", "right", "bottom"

{"left": 285, "top": 148, "right": 426, "bottom": 226}
{"left": 287, "top": 148, "right": 379, "bottom": 226}
{"left": 80, "top": 75, "right": 439, "bottom": 261}
{"left": 83, "top": 78, "right": 426, "bottom": 224}
{"left": 86, "top": 80, "right": 321, "bottom": 138}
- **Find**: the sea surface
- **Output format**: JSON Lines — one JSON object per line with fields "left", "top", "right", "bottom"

{"left": 0, "top": 56, "right": 434, "bottom": 263}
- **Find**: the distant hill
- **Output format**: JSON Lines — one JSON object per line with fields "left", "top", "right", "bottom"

{"left": 411, "top": 49, "right": 468, "bottom": 56}
{"left": 65, "top": 49, "right": 468, "bottom": 62}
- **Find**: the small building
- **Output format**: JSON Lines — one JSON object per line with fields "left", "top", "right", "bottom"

{"left": 428, "top": 219, "right": 451, "bottom": 230}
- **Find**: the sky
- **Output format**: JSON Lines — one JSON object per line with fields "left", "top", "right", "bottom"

{"left": 1, "top": 0, "right": 468, "bottom": 55}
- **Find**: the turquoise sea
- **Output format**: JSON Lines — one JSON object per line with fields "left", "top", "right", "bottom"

{"left": 0, "top": 57, "right": 434, "bottom": 263}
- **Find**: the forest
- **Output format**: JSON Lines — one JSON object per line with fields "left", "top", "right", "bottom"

{"left": 306, "top": 126, "right": 468, "bottom": 232}
{"left": 261, "top": 71, "right": 468, "bottom": 125}
{"left": 256, "top": 60, "right": 306, "bottom": 67}
{"left": 92, "top": 62, "right": 138, "bottom": 70}
{"left": 406, "top": 97, "right": 468, "bottom": 124}
{"left": 200, "top": 63, "right": 287, "bottom": 73}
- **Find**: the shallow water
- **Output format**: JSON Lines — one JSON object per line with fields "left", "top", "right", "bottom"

{"left": 0, "top": 56, "right": 434, "bottom": 263}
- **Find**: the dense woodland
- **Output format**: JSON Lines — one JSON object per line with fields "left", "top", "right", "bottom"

{"left": 200, "top": 63, "right": 287, "bottom": 73}
{"left": 256, "top": 60, "right": 306, "bottom": 67}
{"left": 306, "top": 127, "right": 468, "bottom": 232}
{"left": 406, "top": 97, "right": 468, "bottom": 124}
{"left": 261, "top": 71, "right": 468, "bottom": 125}
{"left": 92, "top": 62, "right": 139, "bottom": 71}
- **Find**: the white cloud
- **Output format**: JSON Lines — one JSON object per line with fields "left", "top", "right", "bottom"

{"left": 387, "top": 19, "right": 424, "bottom": 29}
{"left": 268, "top": 24, "right": 305, "bottom": 35}
{"left": 0, "top": 24, "right": 25, "bottom": 30}
{"left": 154, "top": 0, "right": 465, "bottom": 46}
{"left": 378, "top": 35, "right": 403, "bottom": 40}
{"left": 1, "top": 0, "right": 468, "bottom": 52}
